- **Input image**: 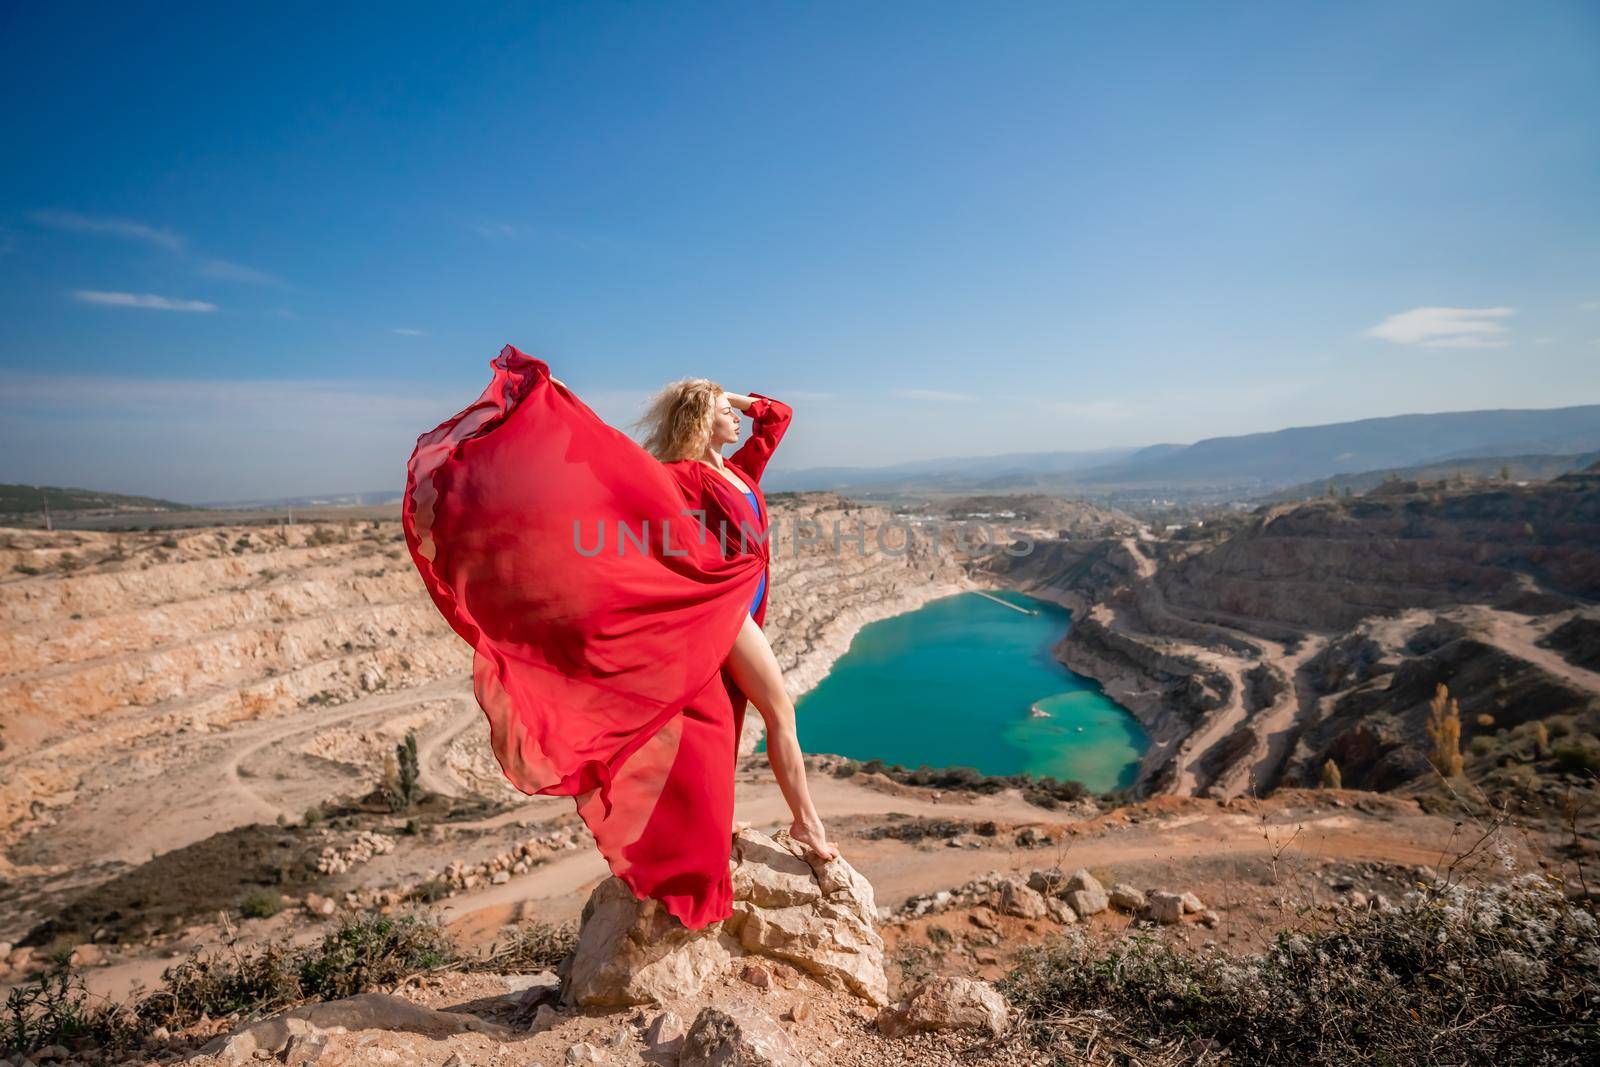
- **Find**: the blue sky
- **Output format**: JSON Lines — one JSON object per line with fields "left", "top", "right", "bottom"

{"left": 2, "top": 1, "right": 1597, "bottom": 502}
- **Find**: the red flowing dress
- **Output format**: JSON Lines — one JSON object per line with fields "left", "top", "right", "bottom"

{"left": 401, "top": 344, "right": 790, "bottom": 929}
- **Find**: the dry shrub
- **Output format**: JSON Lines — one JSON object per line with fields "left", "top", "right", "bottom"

{"left": 1001, "top": 873, "right": 1599, "bottom": 1065}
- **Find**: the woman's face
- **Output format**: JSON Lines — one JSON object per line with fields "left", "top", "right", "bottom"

{"left": 707, "top": 391, "right": 741, "bottom": 448}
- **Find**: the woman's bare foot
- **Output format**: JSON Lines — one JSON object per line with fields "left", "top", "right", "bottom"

{"left": 788, "top": 818, "right": 839, "bottom": 861}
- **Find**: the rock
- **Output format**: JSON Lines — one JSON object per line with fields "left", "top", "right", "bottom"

{"left": 1200, "top": 910, "right": 1221, "bottom": 928}
{"left": 281, "top": 1032, "right": 329, "bottom": 1066}
{"left": 1109, "top": 884, "right": 1147, "bottom": 912}
{"left": 561, "top": 877, "right": 740, "bottom": 1007}
{"left": 731, "top": 831, "right": 823, "bottom": 909}
{"left": 529, "top": 1004, "right": 562, "bottom": 1033}
{"left": 1026, "top": 867, "right": 1064, "bottom": 895}
{"left": 786, "top": 1001, "right": 811, "bottom": 1023}
{"left": 561, "top": 827, "right": 887, "bottom": 1008}
{"left": 1063, "top": 869, "right": 1110, "bottom": 917}
{"left": 1064, "top": 868, "right": 1103, "bottom": 895}
{"left": 681, "top": 1005, "right": 806, "bottom": 1067}
{"left": 566, "top": 1042, "right": 605, "bottom": 1064}
{"left": 968, "top": 906, "right": 999, "bottom": 932}
{"left": 876, "top": 976, "right": 1010, "bottom": 1038}
{"left": 728, "top": 829, "right": 889, "bottom": 1006}
{"left": 1044, "top": 897, "right": 1079, "bottom": 925}
{"left": 993, "top": 876, "right": 1048, "bottom": 919}
{"left": 1180, "top": 892, "right": 1204, "bottom": 914}
{"left": 644, "top": 1010, "right": 687, "bottom": 1048}
{"left": 1065, "top": 886, "right": 1108, "bottom": 918}
{"left": 68, "top": 943, "right": 101, "bottom": 967}
{"left": 740, "top": 961, "right": 772, "bottom": 988}
{"left": 509, "top": 969, "right": 562, "bottom": 1011}
{"left": 1147, "top": 891, "right": 1185, "bottom": 924}
{"left": 199, "top": 992, "right": 511, "bottom": 1064}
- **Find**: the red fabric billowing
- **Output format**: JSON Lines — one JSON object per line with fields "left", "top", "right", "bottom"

{"left": 401, "top": 344, "right": 790, "bottom": 929}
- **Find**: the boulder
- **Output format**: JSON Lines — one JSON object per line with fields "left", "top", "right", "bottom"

{"left": 644, "top": 1009, "right": 687, "bottom": 1049}
{"left": 1063, "top": 868, "right": 1109, "bottom": 917}
{"left": 1045, "top": 897, "right": 1079, "bottom": 925}
{"left": 560, "top": 876, "right": 741, "bottom": 1007}
{"left": 1109, "top": 884, "right": 1147, "bottom": 912}
{"left": 1026, "top": 867, "right": 1064, "bottom": 895}
{"left": 199, "top": 992, "right": 512, "bottom": 1064}
{"left": 993, "top": 876, "right": 1048, "bottom": 919}
{"left": 561, "top": 828, "right": 888, "bottom": 1008}
{"left": 1147, "top": 891, "right": 1185, "bottom": 924}
{"left": 876, "top": 976, "right": 1010, "bottom": 1038}
{"left": 681, "top": 1005, "right": 806, "bottom": 1067}
{"left": 1180, "top": 891, "right": 1205, "bottom": 914}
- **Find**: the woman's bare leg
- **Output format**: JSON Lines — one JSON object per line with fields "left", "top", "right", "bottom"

{"left": 724, "top": 613, "right": 839, "bottom": 860}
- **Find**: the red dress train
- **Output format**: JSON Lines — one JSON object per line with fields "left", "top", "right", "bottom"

{"left": 401, "top": 344, "right": 790, "bottom": 929}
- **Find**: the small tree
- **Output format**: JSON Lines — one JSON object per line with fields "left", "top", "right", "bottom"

{"left": 1425, "top": 683, "right": 1464, "bottom": 778}
{"left": 1320, "top": 758, "right": 1342, "bottom": 789}
{"left": 381, "top": 732, "right": 422, "bottom": 812}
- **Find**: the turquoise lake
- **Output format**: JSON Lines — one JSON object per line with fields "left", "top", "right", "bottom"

{"left": 765, "top": 590, "right": 1148, "bottom": 793}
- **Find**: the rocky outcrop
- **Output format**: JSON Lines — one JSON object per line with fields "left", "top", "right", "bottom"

{"left": 1286, "top": 619, "right": 1600, "bottom": 791}
{"left": 875, "top": 975, "right": 1010, "bottom": 1038}
{"left": 560, "top": 827, "right": 889, "bottom": 1008}
{"left": 1156, "top": 485, "right": 1600, "bottom": 637}
{"left": 998, "top": 475, "right": 1600, "bottom": 801}
{"left": 198, "top": 991, "right": 513, "bottom": 1064}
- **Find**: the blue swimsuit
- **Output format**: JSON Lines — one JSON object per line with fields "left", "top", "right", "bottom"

{"left": 741, "top": 487, "right": 766, "bottom": 615}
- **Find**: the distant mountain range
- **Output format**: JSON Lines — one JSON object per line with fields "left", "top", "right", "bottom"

{"left": 11, "top": 404, "right": 1600, "bottom": 512}
{"left": 1260, "top": 450, "right": 1600, "bottom": 503}
{"left": 767, "top": 403, "right": 1600, "bottom": 497}
{"left": 0, "top": 483, "right": 194, "bottom": 516}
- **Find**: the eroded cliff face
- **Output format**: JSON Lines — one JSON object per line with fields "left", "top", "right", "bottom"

{"left": 1157, "top": 478, "right": 1600, "bottom": 635}
{"left": 980, "top": 471, "right": 1600, "bottom": 803}
{"left": 0, "top": 494, "right": 976, "bottom": 880}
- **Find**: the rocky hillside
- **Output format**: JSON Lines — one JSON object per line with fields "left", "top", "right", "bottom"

{"left": 0, "top": 495, "right": 973, "bottom": 933}
{"left": 982, "top": 465, "right": 1600, "bottom": 809}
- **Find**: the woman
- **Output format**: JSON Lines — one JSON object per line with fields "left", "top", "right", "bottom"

{"left": 633, "top": 377, "right": 837, "bottom": 863}
{"left": 402, "top": 344, "right": 834, "bottom": 933}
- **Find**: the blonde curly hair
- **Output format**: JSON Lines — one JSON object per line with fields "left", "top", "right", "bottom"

{"left": 633, "top": 377, "right": 726, "bottom": 462}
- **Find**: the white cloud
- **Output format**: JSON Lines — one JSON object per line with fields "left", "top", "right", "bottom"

{"left": 1365, "top": 306, "right": 1515, "bottom": 348}
{"left": 30, "top": 209, "right": 185, "bottom": 250}
{"left": 390, "top": 327, "right": 425, "bottom": 336}
{"left": 891, "top": 388, "right": 976, "bottom": 402}
{"left": 472, "top": 222, "right": 517, "bottom": 238}
{"left": 198, "top": 258, "right": 283, "bottom": 286}
{"left": 73, "top": 290, "right": 217, "bottom": 312}
{"left": 33, "top": 210, "right": 281, "bottom": 286}
{"left": 1580, "top": 301, "right": 1600, "bottom": 311}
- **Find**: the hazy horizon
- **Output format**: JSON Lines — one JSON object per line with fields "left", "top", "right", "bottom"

{"left": 4, "top": 1, "right": 1599, "bottom": 501}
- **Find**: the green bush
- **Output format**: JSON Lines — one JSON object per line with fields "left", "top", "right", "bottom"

{"left": 1553, "top": 743, "right": 1600, "bottom": 776}
{"left": 239, "top": 889, "right": 285, "bottom": 919}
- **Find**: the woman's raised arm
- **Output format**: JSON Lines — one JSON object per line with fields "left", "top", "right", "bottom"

{"left": 726, "top": 392, "right": 792, "bottom": 484}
